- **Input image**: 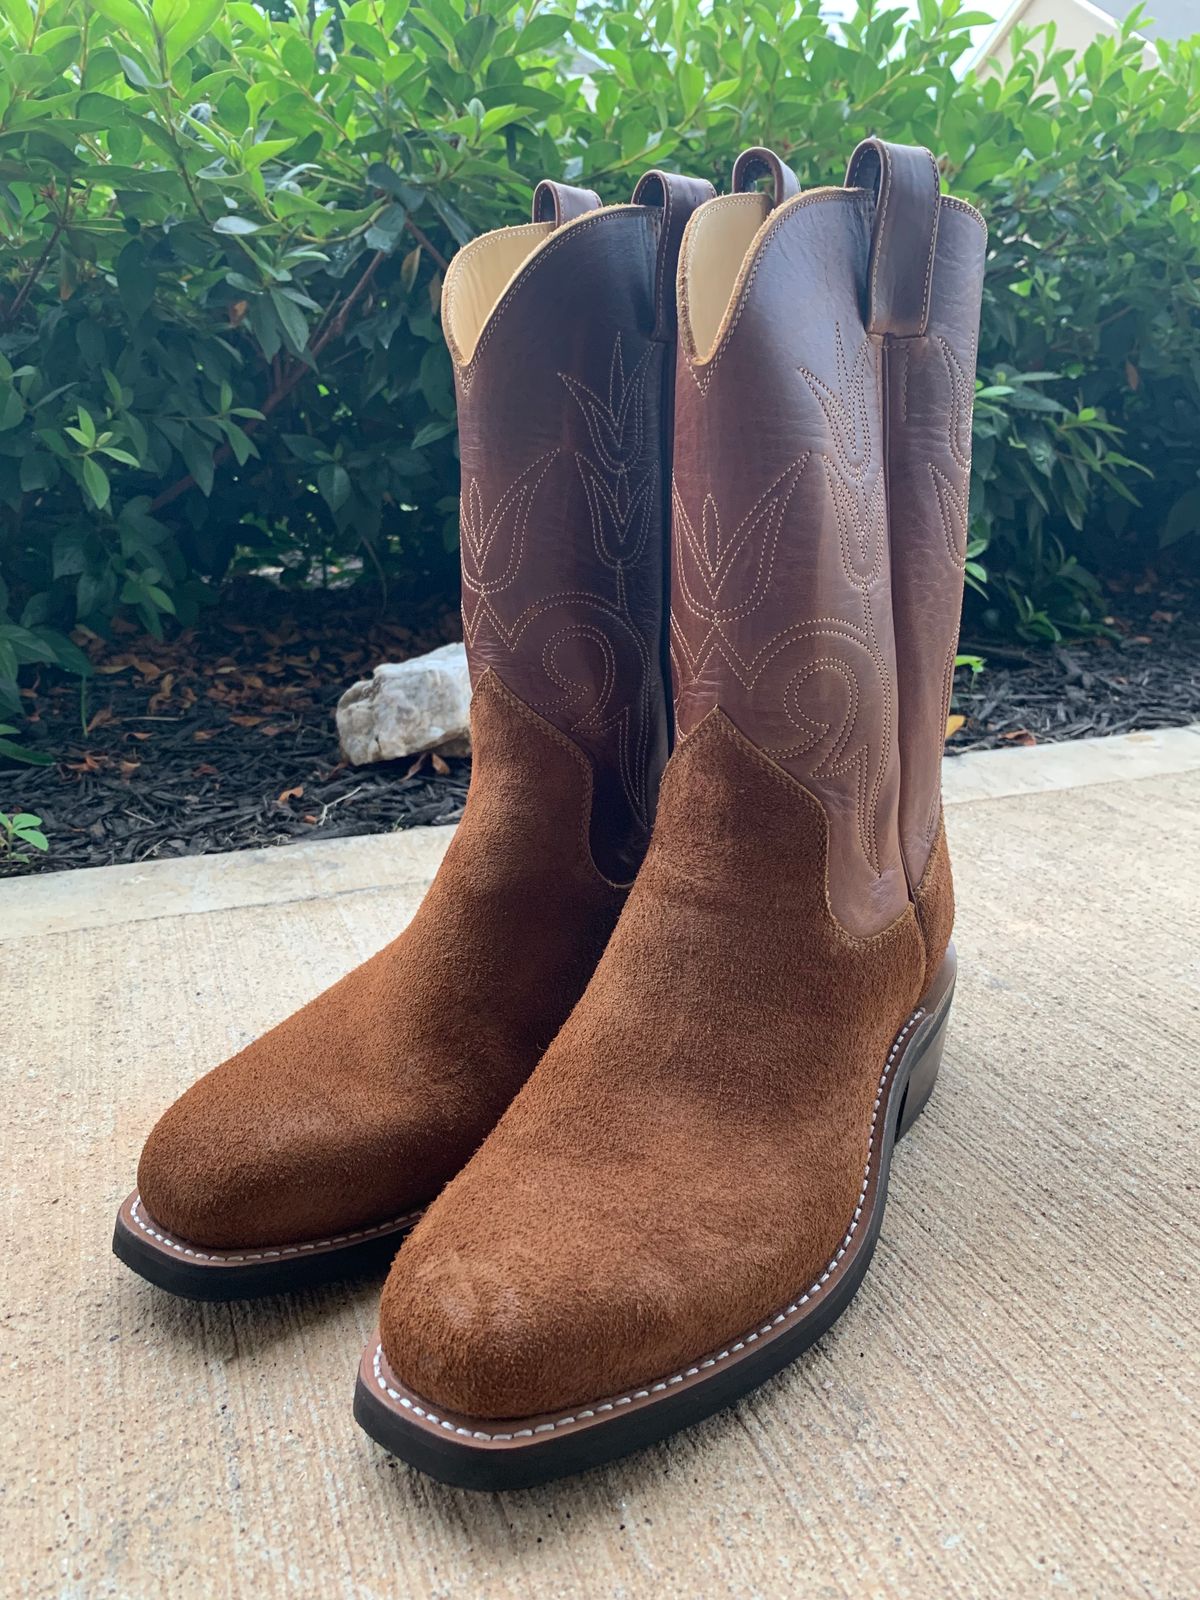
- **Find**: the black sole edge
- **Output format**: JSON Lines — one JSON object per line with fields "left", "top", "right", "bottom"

{"left": 112, "top": 1214, "right": 414, "bottom": 1302}
{"left": 354, "top": 984, "right": 954, "bottom": 1489}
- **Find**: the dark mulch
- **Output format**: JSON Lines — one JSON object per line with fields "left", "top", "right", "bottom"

{"left": 2, "top": 579, "right": 468, "bottom": 877}
{"left": 2, "top": 575, "right": 1197, "bottom": 877}
{"left": 948, "top": 577, "right": 1200, "bottom": 754}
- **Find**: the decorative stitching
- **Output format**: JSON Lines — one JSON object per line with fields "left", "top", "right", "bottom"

{"left": 128, "top": 1193, "right": 421, "bottom": 1265}
{"left": 456, "top": 209, "right": 652, "bottom": 391}
{"left": 685, "top": 189, "right": 867, "bottom": 393}
{"left": 671, "top": 316, "right": 901, "bottom": 895}
{"left": 442, "top": 222, "right": 551, "bottom": 367}
{"left": 925, "top": 643, "right": 957, "bottom": 843}
{"left": 459, "top": 327, "right": 664, "bottom": 837}
{"left": 370, "top": 1001, "right": 930, "bottom": 1437}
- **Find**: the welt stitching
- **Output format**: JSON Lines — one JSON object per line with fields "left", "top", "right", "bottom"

{"left": 370, "top": 1001, "right": 929, "bottom": 1440}
{"left": 129, "top": 1193, "right": 420, "bottom": 1264}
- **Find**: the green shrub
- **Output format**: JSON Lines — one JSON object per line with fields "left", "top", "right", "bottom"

{"left": 0, "top": 0, "right": 1196, "bottom": 750}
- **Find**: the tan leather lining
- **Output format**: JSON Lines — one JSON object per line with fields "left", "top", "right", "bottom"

{"left": 677, "top": 192, "right": 770, "bottom": 362}
{"left": 442, "top": 222, "right": 554, "bottom": 365}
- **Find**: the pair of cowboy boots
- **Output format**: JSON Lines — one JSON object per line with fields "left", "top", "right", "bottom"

{"left": 114, "top": 139, "right": 986, "bottom": 1489}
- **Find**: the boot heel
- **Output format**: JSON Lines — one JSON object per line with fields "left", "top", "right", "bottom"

{"left": 895, "top": 1000, "right": 951, "bottom": 1141}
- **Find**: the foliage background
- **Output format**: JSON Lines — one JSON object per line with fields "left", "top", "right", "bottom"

{"left": 0, "top": 0, "right": 1197, "bottom": 755}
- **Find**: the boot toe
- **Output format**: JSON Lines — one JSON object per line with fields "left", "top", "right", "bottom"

{"left": 137, "top": 1083, "right": 311, "bottom": 1250}
{"left": 136, "top": 1049, "right": 417, "bottom": 1251}
{"left": 378, "top": 1157, "right": 751, "bottom": 1422}
{"left": 379, "top": 1225, "right": 583, "bottom": 1421}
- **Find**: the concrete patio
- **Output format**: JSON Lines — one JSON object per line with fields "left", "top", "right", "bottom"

{"left": 3, "top": 727, "right": 1198, "bottom": 1598}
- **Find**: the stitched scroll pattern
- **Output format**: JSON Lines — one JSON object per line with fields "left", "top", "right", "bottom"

{"left": 671, "top": 324, "right": 896, "bottom": 878}
{"left": 460, "top": 333, "right": 660, "bottom": 843}
{"left": 926, "top": 335, "right": 973, "bottom": 573}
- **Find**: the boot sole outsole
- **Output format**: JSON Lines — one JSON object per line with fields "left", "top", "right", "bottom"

{"left": 112, "top": 1191, "right": 423, "bottom": 1301}
{"left": 353, "top": 945, "right": 956, "bottom": 1488}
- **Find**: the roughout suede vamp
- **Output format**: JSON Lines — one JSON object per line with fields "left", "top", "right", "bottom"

{"left": 138, "top": 674, "right": 625, "bottom": 1249}
{"left": 380, "top": 712, "right": 934, "bottom": 1419}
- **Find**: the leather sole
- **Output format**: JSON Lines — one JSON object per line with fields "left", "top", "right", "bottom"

{"left": 112, "top": 1191, "right": 423, "bottom": 1301}
{"left": 353, "top": 945, "right": 956, "bottom": 1488}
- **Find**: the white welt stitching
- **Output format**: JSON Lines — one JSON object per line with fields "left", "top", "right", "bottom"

{"left": 372, "top": 1003, "right": 929, "bottom": 1436}
{"left": 128, "top": 1193, "right": 422, "bottom": 1265}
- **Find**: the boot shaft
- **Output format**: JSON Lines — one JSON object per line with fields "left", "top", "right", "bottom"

{"left": 851, "top": 143, "right": 987, "bottom": 885}
{"left": 670, "top": 143, "right": 984, "bottom": 937}
{"left": 442, "top": 172, "right": 713, "bottom": 879}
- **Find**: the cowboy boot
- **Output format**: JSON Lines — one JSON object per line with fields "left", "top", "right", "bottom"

{"left": 113, "top": 167, "right": 714, "bottom": 1298}
{"left": 356, "top": 143, "right": 986, "bottom": 1486}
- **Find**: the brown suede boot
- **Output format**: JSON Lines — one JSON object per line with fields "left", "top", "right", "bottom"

{"left": 113, "top": 168, "right": 715, "bottom": 1298}
{"left": 356, "top": 142, "right": 986, "bottom": 1485}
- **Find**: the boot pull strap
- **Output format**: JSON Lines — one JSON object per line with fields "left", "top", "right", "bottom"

{"left": 531, "top": 179, "right": 602, "bottom": 227}
{"left": 731, "top": 146, "right": 800, "bottom": 210}
{"left": 845, "top": 138, "right": 941, "bottom": 338}
{"left": 631, "top": 168, "right": 718, "bottom": 341}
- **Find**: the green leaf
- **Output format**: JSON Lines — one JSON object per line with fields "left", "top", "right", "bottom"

{"left": 269, "top": 287, "right": 310, "bottom": 355}
{"left": 116, "top": 238, "right": 155, "bottom": 321}
{"left": 411, "top": 419, "right": 454, "bottom": 449}
{"left": 214, "top": 214, "right": 261, "bottom": 235}
{"left": 1161, "top": 488, "right": 1200, "bottom": 548}
{"left": 0, "top": 385, "right": 24, "bottom": 433}
{"left": 82, "top": 456, "right": 111, "bottom": 509}
{"left": 518, "top": 14, "right": 570, "bottom": 53}
{"left": 90, "top": 0, "right": 154, "bottom": 43}
{"left": 163, "top": 0, "right": 223, "bottom": 59}
{"left": 318, "top": 462, "right": 351, "bottom": 512}
{"left": 0, "top": 738, "right": 53, "bottom": 767}
{"left": 180, "top": 432, "right": 215, "bottom": 496}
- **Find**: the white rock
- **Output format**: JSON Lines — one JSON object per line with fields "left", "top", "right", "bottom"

{"left": 336, "top": 641, "right": 472, "bottom": 764}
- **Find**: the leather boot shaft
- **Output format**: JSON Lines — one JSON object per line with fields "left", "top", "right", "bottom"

{"left": 671, "top": 143, "right": 984, "bottom": 936}
{"left": 843, "top": 141, "right": 987, "bottom": 886}
{"left": 442, "top": 171, "right": 713, "bottom": 879}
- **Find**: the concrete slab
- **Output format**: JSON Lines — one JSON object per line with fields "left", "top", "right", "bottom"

{"left": 942, "top": 720, "right": 1200, "bottom": 804}
{"left": 0, "top": 825, "right": 455, "bottom": 942}
{"left": 2, "top": 746, "right": 1197, "bottom": 1598}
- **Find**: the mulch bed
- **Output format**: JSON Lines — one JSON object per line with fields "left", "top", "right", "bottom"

{"left": 2, "top": 580, "right": 468, "bottom": 876}
{"left": 2, "top": 575, "right": 1197, "bottom": 877}
{"left": 949, "top": 576, "right": 1200, "bottom": 753}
